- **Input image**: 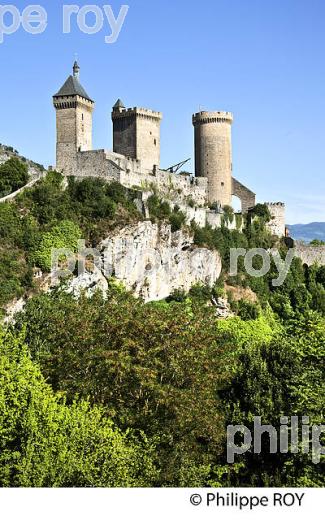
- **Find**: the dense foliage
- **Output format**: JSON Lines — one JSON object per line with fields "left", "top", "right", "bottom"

{"left": 0, "top": 157, "right": 29, "bottom": 197}
{"left": 0, "top": 169, "right": 324, "bottom": 487}
{"left": 0, "top": 329, "right": 157, "bottom": 487}
{"left": 0, "top": 169, "right": 141, "bottom": 312}
{"left": 147, "top": 194, "right": 186, "bottom": 232}
{"left": 9, "top": 285, "right": 324, "bottom": 487}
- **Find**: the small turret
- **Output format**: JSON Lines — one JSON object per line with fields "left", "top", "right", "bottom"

{"left": 73, "top": 60, "right": 80, "bottom": 79}
{"left": 113, "top": 99, "right": 125, "bottom": 111}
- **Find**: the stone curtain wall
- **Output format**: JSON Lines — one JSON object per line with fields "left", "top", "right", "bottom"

{"left": 232, "top": 177, "right": 256, "bottom": 213}
{"left": 69, "top": 149, "right": 245, "bottom": 231}
{"left": 73, "top": 149, "right": 209, "bottom": 206}
{"left": 294, "top": 243, "right": 325, "bottom": 266}
{"left": 76, "top": 150, "right": 121, "bottom": 180}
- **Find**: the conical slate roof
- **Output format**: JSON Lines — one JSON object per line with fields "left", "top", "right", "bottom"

{"left": 113, "top": 98, "right": 125, "bottom": 109}
{"left": 54, "top": 73, "right": 93, "bottom": 102}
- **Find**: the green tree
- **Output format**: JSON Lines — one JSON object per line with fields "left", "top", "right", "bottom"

{"left": 31, "top": 220, "right": 82, "bottom": 271}
{"left": 0, "top": 158, "right": 29, "bottom": 197}
{"left": 0, "top": 329, "right": 158, "bottom": 487}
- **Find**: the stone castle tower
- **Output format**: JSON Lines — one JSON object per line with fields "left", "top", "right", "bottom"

{"left": 112, "top": 101, "right": 162, "bottom": 171}
{"left": 53, "top": 62, "right": 94, "bottom": 175}
{"left": 192, "top": 111, "right": 233, "bottom": 206}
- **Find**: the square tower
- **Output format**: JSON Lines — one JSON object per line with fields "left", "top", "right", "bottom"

{"left": 112, "top": 101, "right": 162, "bottom": 172}
{"left": 53, "top": 62, "right": 94, "bottom": 175}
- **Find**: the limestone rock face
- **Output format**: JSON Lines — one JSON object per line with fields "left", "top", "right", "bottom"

{"left": 66, "top": 266, "right": 109, "bottom": 298}
{"left": 101, "top": 221, "right": 222, "bottom": 302}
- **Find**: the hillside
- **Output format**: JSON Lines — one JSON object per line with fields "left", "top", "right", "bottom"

{"left": 288, "top": 222, "right": 325, "bottom": 243}
{"left": 0, "top": 144, "right": 45, "bottom": 180}
{"left": 0, "top": 157, "right": 324, "bottom": 488}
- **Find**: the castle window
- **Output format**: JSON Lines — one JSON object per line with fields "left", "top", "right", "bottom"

{"left": 154, "top": 139, "right": 157, "bottom": 146}
{"left": 82, "top": 114, "right": 84, "bottom": 121}
{"left": 221, "top": 182, "right": 224, "bottom": 186}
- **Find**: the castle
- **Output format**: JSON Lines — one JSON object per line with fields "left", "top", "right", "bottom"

{"left": 53, "top": 62, "right": 285, "bottom": 236}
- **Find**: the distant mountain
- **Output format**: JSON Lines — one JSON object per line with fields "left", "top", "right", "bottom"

{"left": 287, "top": 222, "right": 325, "bottom": 243}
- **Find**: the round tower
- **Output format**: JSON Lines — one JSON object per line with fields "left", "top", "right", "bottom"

{"left": 192, "top": 111, "right": 233, "bottom": 206}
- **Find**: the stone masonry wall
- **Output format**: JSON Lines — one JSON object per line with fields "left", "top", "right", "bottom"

{"left": 265, "top": 202, "right": 286, "bottom": 237}
{"left": 232, "top": 177, "right": 256, "bottom": 213}
{"left": 193, "top": 111, "right": 233, "bottom": 205}
{"left": 55, "top": 96, "right": 94, "bottom": 175}
{"left": 294, "top": 243, "right": 325, "bottom": 266}
{"left": 112, "top": 107, "right": 162, "bottom": 172}
{"left": 71, "top": 149, "right": 209, "bottom": 207}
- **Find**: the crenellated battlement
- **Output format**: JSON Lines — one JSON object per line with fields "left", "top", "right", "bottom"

{"left": 265, "top": 202, "right": 285, "bottom": 207}
{"left": 192, "top": 111, "right": 233, "bottom": 126}
{"left": 112, "top": 106, "right": 162, "bottom": 121}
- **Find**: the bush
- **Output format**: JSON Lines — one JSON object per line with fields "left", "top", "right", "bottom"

{"left": 250, "top": 203, "right": 271, "bottom": 221}
{"left": 237, "top": 300, "right": 260, "bottom": 320}
{"left": 147, "top": 194, "right": 171, "bottom": 221}
{"left": 0, "top": 203, "right": 22, "bottom": 245}
{"left": 310, "top": 239, "right": 325, "bottom": 246}
{"left": 31, "top": 220, "right": 82, "bottom": 271}
{"left": 223, "top": 205, "right": 234, "bottom": 224}
{"left": 169, "top": 207, "right": 186, "bottom": 232}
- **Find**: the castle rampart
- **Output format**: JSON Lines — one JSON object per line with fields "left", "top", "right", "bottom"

{"left": 293, "top": 243, "right": 325, "bottom": 266}
{"left": 51, "top": 63, "right": 285, "bottom": 237}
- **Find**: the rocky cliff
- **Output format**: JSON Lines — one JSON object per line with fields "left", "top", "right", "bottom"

{"left": 96, "top": 221, "right": 222, "bottom": 302}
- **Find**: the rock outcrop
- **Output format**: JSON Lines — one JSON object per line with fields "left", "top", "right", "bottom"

{"left": 100, "top": 221, "right": 222, "bottom": 302}
{"left": 66, "top": 266, "right": 109, "bottom": 298}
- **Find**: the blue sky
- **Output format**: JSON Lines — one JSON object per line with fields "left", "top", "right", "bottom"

{"left": 0, "top": 0, "right": 324, "bottom": 223}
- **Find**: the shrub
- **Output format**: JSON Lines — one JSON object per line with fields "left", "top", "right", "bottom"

{"left": 169, "top": 208, "right": 186, "bottom": 232}
{"left": 310, "top": 239, "right": 325, "bottom": 246}
{"left": 223, "top": 205, "right": 234, "bottom": 224}
{"left": 237, "top": 300, "right": 260, "bottom": 320}
{"left": 31, "top": 220, "right": 82, "bottom": 271}
{"left": 147, "top": 195, "right": 171, "bottom": 221}
{"left": 250, "top": 203, "right": 271, "bottom": 221}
